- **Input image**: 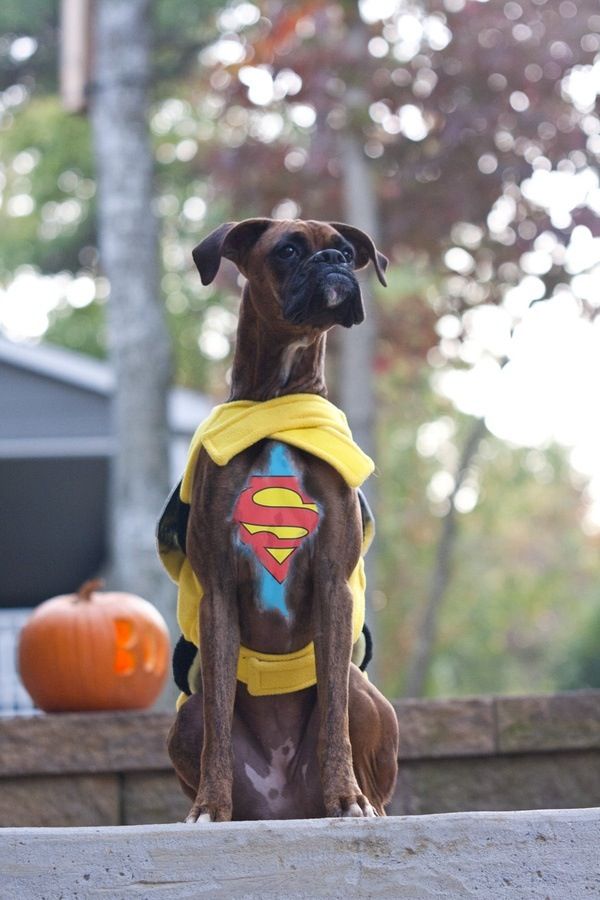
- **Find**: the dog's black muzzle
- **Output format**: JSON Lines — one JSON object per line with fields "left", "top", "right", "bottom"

{"left": 283, "top": 249, "right": 365, "bottom": 329}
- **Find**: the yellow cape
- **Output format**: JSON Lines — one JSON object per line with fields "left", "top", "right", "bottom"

{"left": 157, "top": 394, "right": 374, "bottom": 704}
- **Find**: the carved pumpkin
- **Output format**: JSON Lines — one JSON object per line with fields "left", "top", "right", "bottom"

{"left": 18, "top": 580, "right": 170, "bottom": 712}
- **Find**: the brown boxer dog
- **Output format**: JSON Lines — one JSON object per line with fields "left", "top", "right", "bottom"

{"left": 166, "top": 218, "right": 399, "bottom": 822}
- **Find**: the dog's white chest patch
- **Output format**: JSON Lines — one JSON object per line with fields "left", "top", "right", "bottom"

{"left": 280, "top": 337, "right": 311, "bottom": 385}
{"left": 243, "top": 740, "right": 295, "bottom": 813}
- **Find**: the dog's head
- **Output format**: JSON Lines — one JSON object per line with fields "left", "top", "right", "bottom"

{"left": 192, "top": 218, "right": 388, "bottom": 330}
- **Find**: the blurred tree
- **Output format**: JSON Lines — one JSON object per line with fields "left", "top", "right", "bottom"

{"left": 558, "top": 608, "right": 600, "bottom": 690}
{"left": 2, "top": 0, "right": 599, "bottom": 698}
{"left": 0, "top": 96, "right": 95, "bottom": 278}
{"left": 0, "top": 2, "right": 59, "bottom": 93}
{"left": 375, "top": 358, "right": 600, "bottom": 699}
{"left": 338, "top": 129, "right": 381, "bottom": 644}
{"left": 3, "top": 1, "right": 598, "bottom": 351}
{"left": 188, "top": 0, "right": 598, "bottom": 301}
{"left": 183, "top": 0, "right": 599, "bottom": 696}
{"left": 0, "top": 0, "right": 230, "bottom": 374}
{"left": 404, "top": 414, "right": 487, "bottom": 697}
{"left": 89, "top": 0, "right": 176, "bottom": 660}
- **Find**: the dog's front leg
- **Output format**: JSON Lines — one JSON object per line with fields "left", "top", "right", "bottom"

{"left": 185, "top": 584, "right": 239, "bottom": 823}
{"left": 313, "top": 559, "right": 375, "bottom": 818}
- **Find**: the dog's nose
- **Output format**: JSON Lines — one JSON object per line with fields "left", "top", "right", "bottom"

{"left": 312, "top": 249, "right": 348, "bottom": 266}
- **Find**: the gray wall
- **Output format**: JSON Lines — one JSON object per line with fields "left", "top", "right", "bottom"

{"left": 0, "top": 456, "right": 109, "bottom": 607}
{"left": 1, "top": 366, "right": 110, "bottom": 439}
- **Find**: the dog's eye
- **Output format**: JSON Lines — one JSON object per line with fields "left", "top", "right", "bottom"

{"left": 277, "top": 244, "right": 298, "bottom": 260}
{"left": 342, "top": 247, "right": 354, "bottom": 263}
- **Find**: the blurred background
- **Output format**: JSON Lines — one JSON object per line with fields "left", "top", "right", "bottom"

{"left": 0, "top": 0, "right": 599, "bottom": 712}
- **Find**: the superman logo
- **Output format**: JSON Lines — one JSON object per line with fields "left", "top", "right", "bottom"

{"left": 233, "top": 475, "right": 319, "bottom": 582}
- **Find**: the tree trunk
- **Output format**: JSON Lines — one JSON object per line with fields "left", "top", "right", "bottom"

{"left": 90, "top": 1, "right": 175, "bottom": 638}
{"left": 404, "top": 417, "right": 488, "bottom": 697}
{"left": 338, "top": 132, "right": 380, "bottom": 662}
{"left": 339, "top": 134, "right": 380, "bottom": 476}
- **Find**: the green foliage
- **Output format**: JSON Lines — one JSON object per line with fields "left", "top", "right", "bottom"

{"left": 155, "top": 0, "right": 221, "bottom": 36}
{"left": 0, "top": 97, "right": 94, "bottom": 278}
{"left": 0, "top": 0, "right": 220, "bottom": 92}
{"left": 375, "top": 362, "right": 600, "bottom": 699}
{"left": 154, "top": 0, "right": 222, "bottom": 83}
{"left": 556, "top": 608, "right": 600, "bottom": 690}
{"left": 428, "top": 444, "right": 597, "bottom": 697}
{"left": 44, "top": 299, "right": 106, "bottom": 360}
{"left": 0, "top": 0, "right": 53, "bottom": 32}
{"left": 0, "top": 1, "right": 58, "bottom": 92}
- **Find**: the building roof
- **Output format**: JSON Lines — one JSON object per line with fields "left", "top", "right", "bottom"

{"left": 0, "top": 338, "right": 214, "bottom": 609}
{"left": 0, "top": 337, "right": 114, "bottom": 394}
{"left": 0, "top": 338, "right": 212, "bottom": 458}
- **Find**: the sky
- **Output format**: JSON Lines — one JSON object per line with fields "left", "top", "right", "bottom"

{"left": 432, "top": 284, "right": 600, "bottom": 533}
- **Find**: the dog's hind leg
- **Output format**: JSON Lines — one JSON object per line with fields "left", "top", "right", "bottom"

{"left": 167, "top": 692, "right": 203, "bottom": 802}
{"left": 348, "top": 664, "right": 399, "bottom": 815}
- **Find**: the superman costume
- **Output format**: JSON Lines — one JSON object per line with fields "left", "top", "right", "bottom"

{"left": 156, "top": 393, "right": 375, "bottom": 706}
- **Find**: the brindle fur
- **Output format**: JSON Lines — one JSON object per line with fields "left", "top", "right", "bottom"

{"left": 167, "top": 219, "right": 399, "bottom": 821}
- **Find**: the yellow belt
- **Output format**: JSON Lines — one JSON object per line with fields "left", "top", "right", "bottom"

{"left": 237, "top": 642, "right": 316, "bottom": 696}
{"left": 176, "top": 641, "right": 316, "bottom": 710}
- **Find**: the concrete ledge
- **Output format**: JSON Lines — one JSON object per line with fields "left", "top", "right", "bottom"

{"left": 1, "top": 808, "right": 599, "bottom": 899}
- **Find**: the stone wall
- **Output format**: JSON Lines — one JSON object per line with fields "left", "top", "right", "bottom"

{"left": 390, "top": 690, "right": 600, "bottom": 816}
{"left": 0, "top": 690, "right": 599, "bottom": 827}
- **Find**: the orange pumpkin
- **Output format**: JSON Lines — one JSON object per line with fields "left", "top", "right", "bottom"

{"left": 18, "top": 580, "right": 170, "bottom": 712}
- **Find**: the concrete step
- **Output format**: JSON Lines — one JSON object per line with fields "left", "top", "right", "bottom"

{"left": 1, "top": 807, "right": 598, "bottom": 899}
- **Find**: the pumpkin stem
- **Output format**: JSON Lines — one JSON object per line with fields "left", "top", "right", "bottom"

{"left": 76, "top": 579, "right": 104, "bottom": 602}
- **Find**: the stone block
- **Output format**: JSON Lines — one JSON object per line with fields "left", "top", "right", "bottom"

{"left": 0, "top": 711, "right": 173, "bottom": 777}
{"left": 394, "top": 696, "right": 495, "bottom": 759}
{"left": 389, "top": 749, "right": 600, "bottom": 816}
{"left": 496, "top": 690, "right": 600, "bottom": 753}
{"left": 121, "top": 771, "right": 189, "bottom": 825}
{"left": 0, "top": 774, "right": 120, "bottom": 827}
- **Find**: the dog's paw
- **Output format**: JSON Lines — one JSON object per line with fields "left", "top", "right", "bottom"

{"left": 342, "top": 799, "right": 376, "bottom": 818}
{"left": 327, "top": 790, "right": 377, "bottom": 818}
{"left": 184, "top": 801, "right": 232, "bottom": 824}
{"left": 185, "top": 811, "right": 212, "bottom": 824}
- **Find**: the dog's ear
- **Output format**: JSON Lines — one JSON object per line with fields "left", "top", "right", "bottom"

{"left": 192, "top": 218, "right": 273, "bottom": 285}
{"left": 330, "top": 222, "right": 388, "bottom": 287}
